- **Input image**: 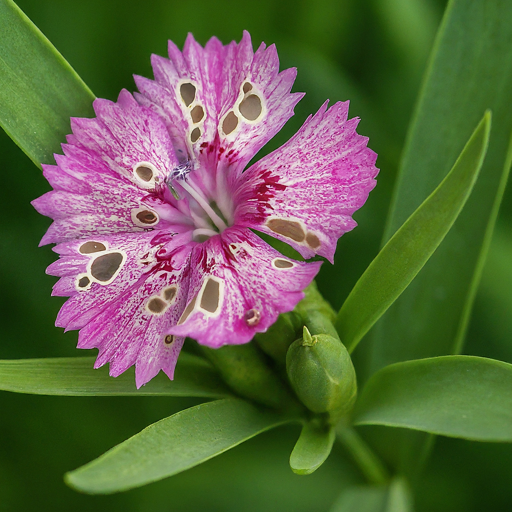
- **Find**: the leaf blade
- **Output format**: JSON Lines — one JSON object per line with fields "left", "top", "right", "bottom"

{"left": 0, "top": 0, "right": 94, "bottom": 167}
{"left": 65, "top": 398, "right": 295, "bottom": 494}
{"left": 0, "top": 355, "right": 232, "bottom": 398}
{"left": 354, "top": 355, "right": 512, "bottom": 442}
{"left": 366, "top": 0, "right": 512, "bottom": 373}
{"left": 289, "top": 422, "right": 335, "bottom": 475}
{"left": 335, "top": 112, "right": 491, "bottom": 352}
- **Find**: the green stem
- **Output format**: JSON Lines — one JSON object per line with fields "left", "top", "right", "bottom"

{"left": 336, "top": 424, "right": 390, "bottom": 485}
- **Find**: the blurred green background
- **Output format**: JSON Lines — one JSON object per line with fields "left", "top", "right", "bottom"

{"left": 2, "top": 0, "right": 512, "bottom": 510}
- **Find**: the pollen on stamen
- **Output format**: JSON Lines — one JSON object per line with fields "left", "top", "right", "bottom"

{"left": 242, "top": 82, "right": 253, "bottom": 93}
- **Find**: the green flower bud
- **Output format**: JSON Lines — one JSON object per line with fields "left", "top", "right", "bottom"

{"left": 286, "top": 327, "right": 357, "bottom": 419}
{"left": 255, "top": 311, "right": 302, "bottom": 364}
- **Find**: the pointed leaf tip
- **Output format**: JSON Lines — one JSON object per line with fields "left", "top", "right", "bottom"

{"left": 335, "top": 111, "right": 491, "bottom": 353}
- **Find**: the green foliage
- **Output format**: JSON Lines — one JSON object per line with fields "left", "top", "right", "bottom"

{"left": 336, "top": 112, "right": 491, "bottom": 353}
{"left": 0, "top": 354, "right": 232, "bottom": 397}
{"left": 289, "top": 421, "right": 336, "bottom": 475}
{"left": 0, "top": 0, "right": 94, "bottom": 167}
{"left": 355, "top": 356, "right": 512, "bottom": 442}
{"left": 3, "top": 0, "right": 512, "bottom": 509}
{"left": 65, "top": 398, "right": 297, "bottom": 494}
{"left": 366, "top": 0, "right": 512, "bottom": 373}
{"left": 330, "top": 478, "right": 412, "bottom": 512}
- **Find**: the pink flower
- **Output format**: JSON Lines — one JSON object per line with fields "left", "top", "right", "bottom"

{"left": 32, "top": 32, "right": 378, "bottom": 388}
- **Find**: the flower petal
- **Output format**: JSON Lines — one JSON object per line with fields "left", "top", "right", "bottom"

{"left": 48, "top": 231, "right": 194, "bottom": 387}
{"left": 169, "top": 227, "right": 321, "bottom": 347}
{"left": 32, "top": 91, "right": 193, "bottom": 245}
{"left": 233, "top": 101, "right": 379, "bottom": 262}
{"left": 135, "top": 31, "right": 302, "bottom": 181}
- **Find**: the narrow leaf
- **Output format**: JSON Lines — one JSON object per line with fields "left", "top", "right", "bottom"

{"left": 289, "top": 421, "right": 335, "bottom": 475}
{"left": 366, "top": 0, "right": 512, "bottom": 376}
{"left": 0, "top": 0, "right": 95, "bottom": 167}
{"left": 0, "top": 354, "right": 232, "bottom": 398}
{"left": 336, "top": 112, "right": 491, "bottom": 352}
{"left": 65, "top": 398, "right": 295, "bottom": 494}
{"left": 355, "top": 356, "right": 512, "bottom": 442}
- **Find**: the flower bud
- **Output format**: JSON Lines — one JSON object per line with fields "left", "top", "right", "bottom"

{"left": 255, "top": 311, "right": 302, "bottom": 364}
{"left": 286, "top": 327, "right": 357, "bottom": 419}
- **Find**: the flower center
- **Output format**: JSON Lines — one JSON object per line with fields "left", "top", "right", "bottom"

{"left": 166, "top": 162, "right": 229, "bottom": 239}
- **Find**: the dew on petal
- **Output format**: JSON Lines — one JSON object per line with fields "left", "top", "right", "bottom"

{"left": 90, "top": 252, "right": 124, "bottom": 282}
{"left": 163, "top": 286, "right": 177, "bottom": 302}
{"left": 306, "top": 232, "right": 321, "bottom": 249}
{"left": 239, "top": 94, "right": 262, "bottom": 121}
{"left": 272, "top": 258, "right": 295, "bottom": 269}
{"left": 191, "top": 127, "right": 201, "bottom": 143}
{"left": 164, "top": 334, "right": 175, "bottom": 345}
{"left": 180, "top": 82, "right": 196, "bottom": 107}
{"left": 136, "top": 210, "right": 158, "bottom": 225}
{"left": 222, "top": 111, "right": 239, "bottom": 135}
{"left": 245, "top": 308, "right": 261, "bottom": 326}
{"left": 191, "top": 105, "right": 205, "bottom": 124}
{"left": 267, "top": 219, "right": 306, "bottom": 242}
{"left": 146, "top": 296, "right": 168, "bottom": 314}
{"left": 178, "top": 295, "right": 197, "bottom": 325}
{"left": 79, "top": 241, "right": 106, "bottom": 254}
{"left": 200, "top": 277, "right": 221, "bottom": 314}
{"left": 243, "top": 82, "right": 253, "bottom": 93}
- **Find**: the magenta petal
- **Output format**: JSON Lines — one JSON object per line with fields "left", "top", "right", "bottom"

{"left": 168, "top": 227, "right": 321, "bottom": 347}
{"left": 32, "top": 33, "right": 378, "bottom": 387}
{"left": 233, "top": 101, "right": 379, "bottom": 262}
{"left": 136, "top": 31, "right": 302, "bottom": 180}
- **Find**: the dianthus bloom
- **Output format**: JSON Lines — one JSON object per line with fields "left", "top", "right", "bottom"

{"left": 33, "top": 32, "right": 378, "bottom": 387}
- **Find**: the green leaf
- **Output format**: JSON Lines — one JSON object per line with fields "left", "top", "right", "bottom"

{"left": 365, "top": 0, "right": 512, "bottom": 375}
{"left": 355, "top": 0, "right": 512, "bottom": 479}
{"left": 335, "top": 112, "right": 491, "bottom": 353}
{"left": 330, "top": 478, "right": 412, "bottom": 512}
{"left": 0, "top": 354, "right": 232, "bottom": 398}
{"left": 0, "top": 0, "right": 94, "bottom": 167}
{"left": 289, "top": 421, "right": 335, "bottom": 475}
{"left": 65, "top": 398, "right": 296, "bottom": 494}
{"left": 354, "top": 356, "right": 512, "bottom": 442}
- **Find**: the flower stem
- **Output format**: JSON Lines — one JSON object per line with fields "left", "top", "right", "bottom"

{"left": 335, "top": 423, "right": 390, "bottom": 485}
